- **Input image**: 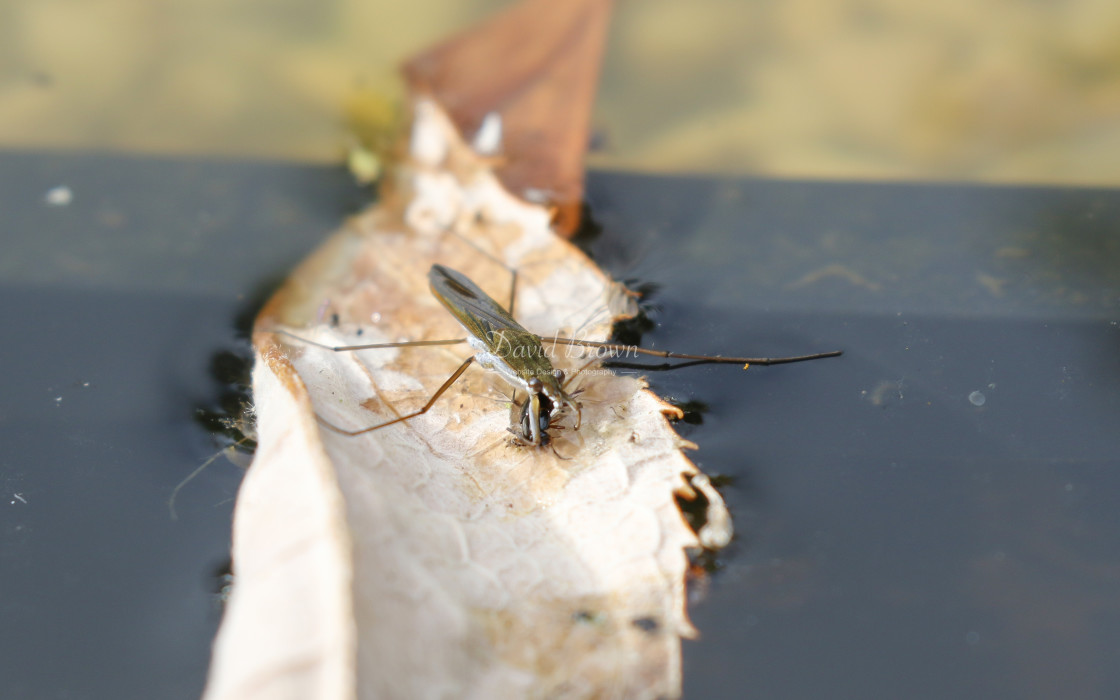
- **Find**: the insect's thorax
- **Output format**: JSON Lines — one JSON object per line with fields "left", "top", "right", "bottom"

{"left": 468, "top": 329, "right": 559, "bottom": 393}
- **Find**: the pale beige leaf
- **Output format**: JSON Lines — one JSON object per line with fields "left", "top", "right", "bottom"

{"left": 204, "top": 99, "right": 731, "bottom": 700}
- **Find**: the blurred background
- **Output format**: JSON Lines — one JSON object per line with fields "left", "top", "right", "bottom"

{"left": 4, "top": 0, "right": 1120, "bottom": 185}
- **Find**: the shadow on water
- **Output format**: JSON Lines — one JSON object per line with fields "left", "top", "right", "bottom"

{"left": 170, "top": 277, "right": 287, "bottom": 523}
{"left": 191, "top": 274, "right": 290, "bottom": 453}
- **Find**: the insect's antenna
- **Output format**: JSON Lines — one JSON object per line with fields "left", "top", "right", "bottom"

{"left": 268, "top": 328, "right": 467, "bottom": 352}
{"left": 538, "top": 336, "right": 842, "bottom": 368}
{"left": 315, "top": 355, "right": 476, "bottom": 436}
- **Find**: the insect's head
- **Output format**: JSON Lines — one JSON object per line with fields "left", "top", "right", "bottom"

{"left": 514, "top": 391, "right": 552, "bottom": 448}
{"left": 520, "top": 369, "right": 581, "bottom": 447}
{"left": 529, "top": 369, "right": 580, "bottom": 425}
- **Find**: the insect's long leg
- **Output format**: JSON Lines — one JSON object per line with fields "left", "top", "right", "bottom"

{"left": 269, "top": 328, "right": 467, "bottom": 352}
{"left": 168, "top": 435, "right": 253, "bottom": 521}
{"left": 561, "top": 355, "right": 601, "bottom": 431}
{"left": 317, "top": 356, "right": 476, "bottom": 436}
{"left": 539, "top": 336, "right": 842, "bottom": 367}
{"left": 601, "top": 358, "right": 733, "bottom": 372}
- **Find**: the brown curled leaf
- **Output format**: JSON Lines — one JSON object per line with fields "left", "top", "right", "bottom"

{"left": 402, "top": 0, "right": 612, "bottom": 237}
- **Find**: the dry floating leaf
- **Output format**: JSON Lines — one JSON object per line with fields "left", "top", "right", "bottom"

{"left": 203, "top": 99, "right": 731, "bottom": 700}
{"left": 205, "top": 1, "right": 731, "bottom": 696}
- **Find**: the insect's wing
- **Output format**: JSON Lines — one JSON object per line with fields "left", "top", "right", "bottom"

{"left": 429, "top": 264, "right": 528, "bottom": 346}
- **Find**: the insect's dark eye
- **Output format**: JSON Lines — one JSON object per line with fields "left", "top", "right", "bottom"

{"left": 527, "top": 377, "right": 543, "bottom": 392}
{"left": 553, "top": 369, "right": 565, "bottom": 383}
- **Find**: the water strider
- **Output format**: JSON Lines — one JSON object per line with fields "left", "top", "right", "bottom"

{"left": 272, "top": 264, "right": 841, "bottom": 448}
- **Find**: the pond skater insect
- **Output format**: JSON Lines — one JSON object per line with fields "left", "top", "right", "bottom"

{"left": 271, "top": 264, "right": 842, "bottom": 448}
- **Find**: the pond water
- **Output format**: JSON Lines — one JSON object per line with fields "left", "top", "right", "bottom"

{"left": 0, "top": 151, "right": 365, "bottom": 698}
{"left": 2, "top": 152, "right": 1119, "bottom": 698}
{"left": 581, "top": 173, "right": 1120, "bottom": 698}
